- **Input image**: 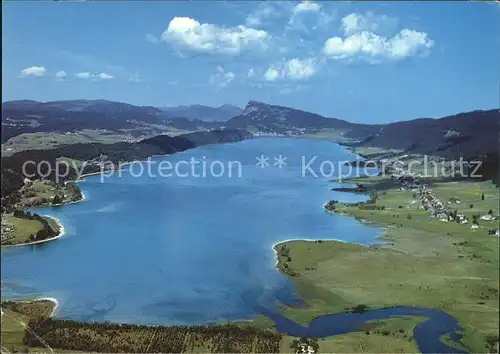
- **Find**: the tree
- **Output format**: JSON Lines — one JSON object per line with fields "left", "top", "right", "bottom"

{"left": 488, "top": 209, "right": 493, "bottom": 215}
{"left": 52, "top": 194, "right": 63, "bottom": 205}
{"left": 310, "top": 340, "right": 319, "bottom": 353}
{"left": 290, "top": 339, "right": 300, "bottom": 351}
{"left": 482, "top": 193, "right": 485, "bottom": 200}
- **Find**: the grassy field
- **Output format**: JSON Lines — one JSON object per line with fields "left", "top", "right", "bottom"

{"left": 27, "top": 180, "right": 59, "bottom": 200}
{"left": 431, "top": 180, "right": 499, "bottom": 226}
{"left": 1, "top": 127, "right": 192, "bottom": 156}
{"left": 301, "top": 129, "right": 349, "bottom": 141}
{"left": 1, "top": 130, "right": 134, "bottom": 156}
{"left": 2, "top": 215, "right": 43, "bottom": 244}
{"left": 274, "top": 178, "right": 499, "bottom": 353}
{"left": 1, "top": 300, "right": 56, "bottom": 353}
{"left": 352, "top": 146, "right": 403, "bottom": 158}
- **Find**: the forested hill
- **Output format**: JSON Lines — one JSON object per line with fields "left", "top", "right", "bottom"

{"left": 4, "top": 99, "right": 497, "bottom": 162}
{"left": 226, "top": 101, "right": 499, "bottom": 160}
{"left": 348, "top": 109, "right": 499, "bottom": 160}
{"left": 1, "top": 129, "right": 252, "bottom": 205}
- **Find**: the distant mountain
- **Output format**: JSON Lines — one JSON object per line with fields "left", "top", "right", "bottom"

{"left": 226, "top": 101, "right": 381, "bottom": 139}
{"left": 162, "top": 117, "right": 223, "bottom": 131}
{"left": 351, "top": 109, "right": 500, "bottom": 160}
{"left": 2, "top": 99, "right": 498, "bottom": 161}
{"left": 2, "top": 99, "right": 164, "bottom": 118}
{"left": 1, "top": 100, "right": 223, "bottom": 143}
{"left": 226, "top": 101, "right": 499, "bottom": 160}
{"left": 160, "top": 104, "right": 243, "bottom": 122}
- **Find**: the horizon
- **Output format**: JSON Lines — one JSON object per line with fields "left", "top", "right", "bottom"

{"left": 2, "top": 97, "right": 497, "bottom": 124}
{"left": 3, "top": 1, "right": 499, "bottom": 124}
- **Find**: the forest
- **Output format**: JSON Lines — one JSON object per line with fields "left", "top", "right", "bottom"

{"left": 23, "top": 318, "right": 282, "bottom": 353}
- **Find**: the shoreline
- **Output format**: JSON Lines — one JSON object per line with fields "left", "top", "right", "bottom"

{"left": 323, "top": 201, "right": 335, "bottom": 215}
{"left": 34, "top": 297, "right": 59, "bottom": 317}
{"left": 271, "top": 236, "right": 374, "bottom": 268}
{"left": 6, "top": 137, "right": 371, "bottom": 325}
{"left": 2, "top": 215, "right": 66, "bottom": 248}
{"left": 2, "top": 187, "right": 88, "bottom": 249}
{"left": 50, "top": 190, "right": 87, "bottom": 207}
{"left": 2, "top": 296, "right": 59, "bottom": 318}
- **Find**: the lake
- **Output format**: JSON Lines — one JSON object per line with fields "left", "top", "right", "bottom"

{"left": 1, "top": 137, "right": 382, "bottom": 325}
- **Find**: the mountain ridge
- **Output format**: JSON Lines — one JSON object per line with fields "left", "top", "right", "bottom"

{"left": 160, "top": 104, "right": 243, "bottom": 122}
{"left": 226, "top": 101, "right": 499, "bottom": 160}
{"left": 2, "top": 99, "right": 498, "bottom": 160}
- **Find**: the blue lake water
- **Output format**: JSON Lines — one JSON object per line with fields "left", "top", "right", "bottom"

{"left": 1, "top": 138, "right": 382, "bottom": 325}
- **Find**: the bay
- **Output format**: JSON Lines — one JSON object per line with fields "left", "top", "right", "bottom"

{"left": 1, "top": 138, "right": 381, "bottom": 325}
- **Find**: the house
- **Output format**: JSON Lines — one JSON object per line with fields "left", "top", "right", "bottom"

{"left": 480, "top": 215, "right": 496, "bottom": 221}
{"left": 471, "top": 224, "right": 479, "bottom": 229}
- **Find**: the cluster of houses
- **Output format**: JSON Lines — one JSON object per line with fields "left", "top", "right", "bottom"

{"left": 415, "top": 184, "right": 499, "bottom": 236}
{"left": 419, "top": 185, "right": 453, "bottom": 221}
{"left": 387, "top": 170, "right": 497, "bottom": 229}
{"left": 1, "top": 221, "right": 15, "bottom": 244}
{"left": 376, "top": 158, "right": 500, "bottom": 237}
{"left": 488, "top": 229, "right": 500, "bottom": 237}
{"left": 290, "top": 339, "right": 319, "bottom": 354}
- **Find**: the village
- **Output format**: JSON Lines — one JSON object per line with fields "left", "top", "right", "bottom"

{"left": 389, "top": 167, "right": 500, "bottom": 238}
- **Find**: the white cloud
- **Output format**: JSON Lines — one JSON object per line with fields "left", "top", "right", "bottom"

{"left": 341, "top": 12, "right": 398, "bottom": 35}
{"left": 161, "top": 17, "right": 269, "bottom": 55}
{"left": 388, "top": 29, "right": 434, "bottom": 59}
{"left": 74, "top": 72, "right": 114, "bottom": 80}
{"left": 247, "top": 68, "right": 255, "bottom": 77}
{"left": 97, "top": 72, "right": 114, "bottom": 80}
{"left": 264, "top": 67, "right": 281, "bottom": 81}
{"left": 323, "top": 29, "right": 433, "bottom": 62}
{"left": 341, "top": 13, "right": 366, "bottom": 35}
{"left": 293, "top": 1, "right": 320, "bottom": 14}
{"left": 209, "top": 66, "right": 235, "bottom": 88}
{"left": 264, "top": 58, "right": 317, "bottom": 81}
{"left": 288, "top": 1, "right": 334, "bottom": 33}
{"left": 286, "top": 58, "right": 316, "bottom": 79}
{"left": 20, "top": 66, "right": 46, "bottom": 77}
{"left": 145, "top": 33, "right": 160, "bottom": 44}
{"left": 55, "top": 70, "right": 67, "bottom": 79}
{"left": 74, "top": 72, "right": 92, "bottom": 79}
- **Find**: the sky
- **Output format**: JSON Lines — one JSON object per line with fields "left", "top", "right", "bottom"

{"left": 2, "top": 1, "right": 499, "bottom": 123}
